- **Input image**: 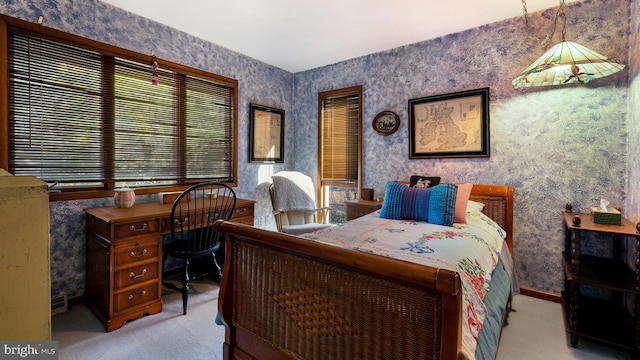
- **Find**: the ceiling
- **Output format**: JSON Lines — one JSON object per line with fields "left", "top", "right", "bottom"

{"left": 100, "top": 0, "right": 577, "bottom": 73}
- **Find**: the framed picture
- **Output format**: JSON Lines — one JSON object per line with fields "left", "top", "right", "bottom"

{"left": 408, "top": 87, "right": 490, "bottom": 159}
{"left": 372, "top": 111, "right": 400, "bottom": 136}
{"left": 249, "top": 103, "right": 284, "bottom": 163}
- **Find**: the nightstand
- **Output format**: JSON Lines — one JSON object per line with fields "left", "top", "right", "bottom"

{"left": 561, "top": 212, "right": 640, "bottom": 354}
{"left": 344, "top": 199, "right": 382, "bottom": 221}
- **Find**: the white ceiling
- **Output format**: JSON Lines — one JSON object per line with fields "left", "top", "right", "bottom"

{"left": 100, "top": 0, "right": 577, "bottom": 73}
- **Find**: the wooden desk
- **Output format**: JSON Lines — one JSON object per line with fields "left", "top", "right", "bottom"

{"left": 84, "top": 198, "right": 255, "bottom": 331}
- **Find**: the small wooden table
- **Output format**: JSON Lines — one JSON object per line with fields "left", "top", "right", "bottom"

{"left": 561, "top": 212, "right": 640, "bottom": 354}
{"left": 84, "top": 198, "right": 255, "bottom": 331}
{"left": 344, "top": 199, "right": 382, "bottom": 221}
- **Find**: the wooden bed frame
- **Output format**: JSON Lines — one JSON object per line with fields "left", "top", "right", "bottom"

{"left": 214, "top": 184, "right": 514, "bottom": 360}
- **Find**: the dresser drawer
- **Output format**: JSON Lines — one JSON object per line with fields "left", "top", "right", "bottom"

{"left": 232, "top": 205, "right": 254, "bottom": 220}
{"left": 115, "top": 219, "right": 159, "bottom": 240}
{"left": 345, "top": 200, "right": 382, "bottom": 221}
{"left": 114, "top": 238, "right": 159, "bottom": 266}
{"left": 347, "top": 206, "right": 366, "bottom": 221}
{"left": 114, "top": 262, "right": 159, "bottom": 290}
{"left": 113, "top": 282, "right": 159, "bottom": 314}
{"left": 160, "top": 204, "right": 255, "bottom": 229}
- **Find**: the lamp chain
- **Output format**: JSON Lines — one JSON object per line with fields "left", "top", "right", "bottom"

{"left": 520, "top": 0, "right": 567, "bottom": 47}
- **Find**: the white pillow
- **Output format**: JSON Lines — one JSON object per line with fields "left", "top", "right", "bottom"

{"left": 467, "top": 200, "right": 485, "bottom": 212}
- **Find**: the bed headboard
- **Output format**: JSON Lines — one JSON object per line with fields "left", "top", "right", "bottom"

{"left": 469, "top": 184, "right": 514, "bottom": 252}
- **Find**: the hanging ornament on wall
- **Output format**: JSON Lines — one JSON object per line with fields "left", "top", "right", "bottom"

{"left": 151, "top": 55, "right": 159, "bottom": 86}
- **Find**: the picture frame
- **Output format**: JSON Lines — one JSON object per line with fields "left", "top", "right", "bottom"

{"left": 249, "top": 103, "right": 284, "bottom": 163}
{"left": 372, "top": 111, "right": 400, "bottom": 136}
{"left": 408, "top": 87, "right": 490, "bottom": 159}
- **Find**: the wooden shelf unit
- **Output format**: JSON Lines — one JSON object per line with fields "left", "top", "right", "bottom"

{"left": 561, "top": 212, "right": 640, "bottom": 354}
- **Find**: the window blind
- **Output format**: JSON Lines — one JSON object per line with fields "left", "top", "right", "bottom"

{"left": 9, "top": 34, "right": 104, "bottom": 186}
{"left": 320, "top": 93, "right": 359, "bottom": 187}
{"left": 7, "top": 31, "right": 236, "bottom": 190}
{"left": 184, "top": 76, "right": 234, "bottom": 181}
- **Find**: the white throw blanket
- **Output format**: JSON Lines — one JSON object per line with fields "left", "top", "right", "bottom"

{"left": 271, "top": 171, "right": 317, "bottom": 212}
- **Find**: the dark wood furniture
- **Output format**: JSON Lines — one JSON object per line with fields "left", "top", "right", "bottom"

{"left": 215, "top": 184, "right": 513, "bottom": 360}
{"left": 84, "top": 197, "right": 254, "bottom": 332}
{"left": 562, "top": 212, "right": 640, "bottom": 354}
{"left": 344, "top": 199, "right": 382, "bottom": 220}
{"left": 164, "top": 183, "right": 237, "bottom": 315}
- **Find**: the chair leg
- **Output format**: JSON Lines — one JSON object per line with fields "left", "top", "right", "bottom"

{"left": 181, "top": 259, "right": 190, "bottom": 315}
{"left": 212, "top": 253, "right": 222, "bottom": 283}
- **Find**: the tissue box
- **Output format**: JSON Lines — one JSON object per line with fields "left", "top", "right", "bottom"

{"left": 590, "top": 207, "right": 621, "bottom": 225}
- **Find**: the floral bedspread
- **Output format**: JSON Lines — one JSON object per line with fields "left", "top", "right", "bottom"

{"left": 302, "top": 209, "right": 507, "bottom": 360}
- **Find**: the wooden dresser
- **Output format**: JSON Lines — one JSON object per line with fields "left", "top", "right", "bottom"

{"left": 84, "top": 198, "right": 255, "bottom": 331}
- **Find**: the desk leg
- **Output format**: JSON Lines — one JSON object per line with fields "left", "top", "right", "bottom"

{"left": 569, "top": 227, "right": 580, "bottom": 347}
{"left": 635, "top": 236, "right": 640, "bottom": 349}
{"left": 570, "top": 229, "right": 581, "bottom": 276}
{"left": 569, "top": 280, "right": 579, "bottom": 347}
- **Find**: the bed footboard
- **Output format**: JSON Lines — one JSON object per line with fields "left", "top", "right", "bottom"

{"left": 215, "top": 221, "right": 463, "bottom": 360}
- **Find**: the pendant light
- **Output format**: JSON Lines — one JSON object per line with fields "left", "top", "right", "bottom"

{"left": 512, "top": 0, "right": 624, "bottom": 88}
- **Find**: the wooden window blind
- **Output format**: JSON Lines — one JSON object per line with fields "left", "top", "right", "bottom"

{"left": 319, "top": 86, "right": 362, "bottom": 188}
{"left": 6, "top": 29, "right": 236, "bottom": 192}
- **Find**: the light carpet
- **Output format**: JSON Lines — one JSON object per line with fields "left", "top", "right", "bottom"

{"left": 53, "top": 281, "right": 632, "bottom": 360}
{"left": 53, "top": 279, "right": 224, "bottom": 360}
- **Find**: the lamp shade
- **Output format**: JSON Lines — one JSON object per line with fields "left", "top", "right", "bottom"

{"left": 512, "top": 40, "right": 625, "bottom": 88}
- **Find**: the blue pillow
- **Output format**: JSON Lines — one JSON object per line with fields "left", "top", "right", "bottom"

{"left": 379, "top": 181, "right": 457, "bottom": 226}
{"left": 379, "top": 181, "right": 431, "bottom": 221}
{"left": 428, "top": 183, "right": 458, "bottom": 226}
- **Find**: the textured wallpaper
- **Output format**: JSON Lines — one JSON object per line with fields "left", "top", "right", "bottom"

{"left": 292, "top": 0, "right": 632, "bottom": 293}
{"left": 0, "top": 0, "right": 635, "bottom": 299}
{"left": 626, "top": 0, "right": 640, "bottom": 268}
{"left": 1, "top": 0, "right": 293, "bottom": 299}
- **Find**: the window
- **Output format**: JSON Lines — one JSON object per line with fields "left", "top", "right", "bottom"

{"left": 0, "top": 16, "right": 238, "bottom": 198}
{"left": 318, "top": 85, "right": 363, "bottom": 223}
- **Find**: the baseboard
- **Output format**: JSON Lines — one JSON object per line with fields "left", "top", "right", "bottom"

{"left": 519, "top": 287, "right": 561, "bottom": 303}
{"left": 68, "top": 295, "right": 84, "bottom": 307}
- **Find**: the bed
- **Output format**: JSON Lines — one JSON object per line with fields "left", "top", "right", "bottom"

{"left": 214, "top": 183, "right": 515, "bottom": 360}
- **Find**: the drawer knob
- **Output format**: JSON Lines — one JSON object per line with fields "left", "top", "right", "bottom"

{"left": 129, "top": 249, "right": 147, "bottom": 257}
{"left": 174, "top": 217, "right": 189, "bottom": 225}
{"left": 129, "top": 268, "right": 147, "bottom": 279}
{"left": 236, "top": 208, "right": 247, "bottom": 215}
{"left": 129, "top": 223, "right": 148, "bottom": 232}
{"left": 128, "top": 290, "right": 147, "bottom": 300}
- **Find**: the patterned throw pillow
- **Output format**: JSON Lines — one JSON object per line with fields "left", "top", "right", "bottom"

{"left": 380, "top": 181, "right": 458, "bottom": 226}
{"left": 409, "top": 175, "right": 441, "bottom": 188}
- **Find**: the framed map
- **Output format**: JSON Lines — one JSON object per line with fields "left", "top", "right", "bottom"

{"left": 408, "top": 88, "right": 490, "bottom": 159}
{"left": 249, "top": 103, "right": 284, "bottom": 163}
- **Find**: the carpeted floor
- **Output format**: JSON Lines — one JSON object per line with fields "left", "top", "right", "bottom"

{"left": 52, "top": 279, "right": 224, "bottom": 360}
{"left": 496, "top": 295, "right": 631, "bottom": 360}
{"left": 53, "top": 282, "right": 632, "bottom": 360}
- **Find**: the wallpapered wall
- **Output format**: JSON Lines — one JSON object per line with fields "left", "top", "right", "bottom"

{"left": 1, "top": 0, "right": 293, "bottom": 299}
{"left": 291, "top": 0, "right": 632, "bottom": 294}
{"left": 0, "top": 0, "right": 635, "bottom": 299}
{"left": 626, "top": 0, "right": 640, "bottom": 267}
